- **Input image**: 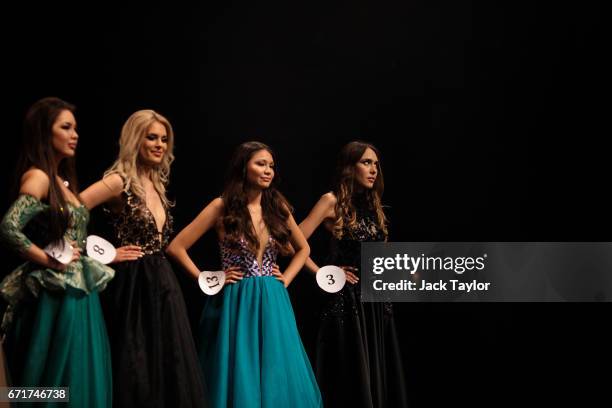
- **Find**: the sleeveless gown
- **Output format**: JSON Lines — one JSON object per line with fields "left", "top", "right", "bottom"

{"left": 316, "top": 202, "right": 410, "bottom": 407}
{"left": 198, "top": 237, "right": 322, "bottom": 408}
{"left": 0, "top": 194, "right": 114, "bottom": 408}
{"left": 102, "top": 190, "right": 207, "bottom": 408}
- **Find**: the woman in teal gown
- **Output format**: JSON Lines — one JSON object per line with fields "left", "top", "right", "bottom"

{"left": 0, "top": 97, "right": 114, "bottom": 407}
{"left": 167, "top": 141, "right": 322, "bottom": 408}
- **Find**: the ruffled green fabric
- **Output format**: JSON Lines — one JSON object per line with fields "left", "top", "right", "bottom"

{"left": 0, "top": 194, "right": 115, "bottom": 332}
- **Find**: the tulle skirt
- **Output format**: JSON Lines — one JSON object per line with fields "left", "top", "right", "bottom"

{"left": 5, "top": 288, "right": 112, "bottom": 408}
{"left": 199, "top": 276, "right": 322, "bottom": 408}
{"left": 101, "top": 253, "right": 207, "bottom": 408}
{"left": 315, "top": 284, "right": 409, "bottom": 408}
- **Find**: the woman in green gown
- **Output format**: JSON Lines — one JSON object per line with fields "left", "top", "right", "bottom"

{"left": 0, "top": 97, "right": 114, "bottom": 407}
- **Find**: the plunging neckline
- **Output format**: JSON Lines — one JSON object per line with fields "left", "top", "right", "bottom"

{"left": 143, "top": 203, "right": 167, "bottom": 235}
{"left": 221, "top": 235, "right": 273, "bottom": 272}
{"left": 254, "top": 235, "right": 272, "bottom": 271}
{"left": 247, "top": 209, "right": 270, "bottom": 270}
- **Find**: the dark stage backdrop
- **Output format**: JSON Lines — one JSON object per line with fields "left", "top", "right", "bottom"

{"left": 1, "top": 1, "right": 608, "bottom": 406}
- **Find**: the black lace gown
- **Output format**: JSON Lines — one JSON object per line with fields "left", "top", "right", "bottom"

{"left": 316, "top": 203, "right": 409, "bottom": 408}
{"left": 102, "top": 190, "right": 207, "bottom": 408}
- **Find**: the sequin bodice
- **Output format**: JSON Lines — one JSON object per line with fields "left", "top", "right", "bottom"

{"left": 323, "top": 201, "right": 392, "bottom": 320}
{"left": 220, "top": 237, "right": 278, "bottom": 278}
{"left": 107, "top": 191, "right": 173, "bottom": 254}
{"left": 329, "top": 206, "right": 386, "bottom": 272}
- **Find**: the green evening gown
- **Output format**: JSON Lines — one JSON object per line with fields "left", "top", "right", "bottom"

{"left": 0, "top": 194, "right": 114, "bottom": 407}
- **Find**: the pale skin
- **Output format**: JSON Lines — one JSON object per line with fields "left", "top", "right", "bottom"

{"left": 80, "top": 121, "right": 169, "bottom": 262}
{"left": 166, "top": 149, "right": 310, "bottom": 288}
{"left": 298, "top": 147, "right": 380, "bottom": 285}
{"left": 17, "top": 110, "right": 82, "bottom": 271}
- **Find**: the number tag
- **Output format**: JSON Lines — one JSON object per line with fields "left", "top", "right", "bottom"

{"left": 316, "top": 265, "right": 347, "bottom": 293}
{"left": 86, "top": 235, "right": 117, "bottom": 264}
{"left": 44, "top": 238, "right": 74, "bottom": 265}
{"left": 199, "top": 271, "right": 226, "bottom": 295}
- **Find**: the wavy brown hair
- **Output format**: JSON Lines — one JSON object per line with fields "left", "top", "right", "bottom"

{"left": 221, "top": 141, "right": 292, "bottom": 253}
{"left": 332, "top": 140, "right": 388, "bottom": 239}
{"left": 14, "top": 97, "right": 79, "bottom": 245}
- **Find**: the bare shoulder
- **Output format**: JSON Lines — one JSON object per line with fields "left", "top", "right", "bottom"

{"left": 209, "top": 197, "right": 225, "bottom": 211}
{"left": 320, "top": 192, "right": 337, "bottom": 207}
{"left": 306, "top": 192, "right": 337, "bottom": 225}
{"left": 201, "top": 197, "right": 225, "bottom": 221}
{"left": 102, "top": 173, "right": 124, "bottom": 194}
{"left": 19, "top": 168, "right": 50, "bottom": 199}
{"left": 199, "top": 197, "right": 225, "bottom": 234}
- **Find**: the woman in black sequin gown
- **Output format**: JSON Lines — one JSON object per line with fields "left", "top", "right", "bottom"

{"left": 298, "top": 141, "right": 409, "bottom": 408}
{"left": 81, "top": 110, "right": 207, "bottom": 408}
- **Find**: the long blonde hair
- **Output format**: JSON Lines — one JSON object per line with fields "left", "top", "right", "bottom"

{"left": 104, "top": 109, "right": 175, "bottom": 207}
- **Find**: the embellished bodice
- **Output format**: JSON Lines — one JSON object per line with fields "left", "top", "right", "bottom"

{"left": 330, "top": 206, "right": 386, "bottom": 272}
{"left": 107, "top": 191, "right": 173, "bottom": 255}
{"left": 220, "top": 237, "right": 278, "bottom": 278}
{"left": 0, "top": 194, "right": 115, "bottom": 332}
{"left": 323, "top": 201, "right": 392, "bottom": 319}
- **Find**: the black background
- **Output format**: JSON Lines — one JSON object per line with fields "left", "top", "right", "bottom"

{"left": 1, "top": 1, "right": 609, "bottom": 406}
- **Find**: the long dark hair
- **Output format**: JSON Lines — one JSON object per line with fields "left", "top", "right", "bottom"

{"left": 14, "top": 97, "right": 79, "bottom": 244}
{"left": 221, "top": 141, "right": 292, "bottom": 252}
{"left": 332, "top": 140, "right": 388, "bottom": 239}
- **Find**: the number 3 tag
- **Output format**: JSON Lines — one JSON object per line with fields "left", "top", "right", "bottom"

{"left": 199, "top": 271, "right": 226, "bottom": 295}
{"left": 316, "top": 265, "right": 346, "bottom": 293}
{"left": 86, "top": 235, "right": 117, "bottom": 264}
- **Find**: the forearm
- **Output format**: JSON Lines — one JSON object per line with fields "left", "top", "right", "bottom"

{"left": 304, "top": 256, "right": 320, "bottom": 274}
{"left": 1, "top": 224, "right": 61, "bottom": 270}
{"left": 283, "top": 247, "right": 310, "bottom": 285}
{"left": 287, "top": 244, "right": 319, "bottom": 274}
{"left": 166, "top": 245, "right": 201, "bottom": 280}
{"left": 22, "top": 244, "right": 63, "bottom": 269}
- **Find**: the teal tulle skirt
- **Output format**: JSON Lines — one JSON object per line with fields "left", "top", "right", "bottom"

{"left": 198, "top": 276, "right": 322, "bottom": 408}
{"left": 6, "top": 287, "right": 112, "bottom": 408}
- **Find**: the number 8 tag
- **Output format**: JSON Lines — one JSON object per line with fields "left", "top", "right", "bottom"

{"left": 199, "top": 271, "right": 226, "bottom": 295}
{"left": 316, "top": 265, "right": 346, "bottom": 293}
{"left": 86, "top": 235, "right": 117, "bottom": 264}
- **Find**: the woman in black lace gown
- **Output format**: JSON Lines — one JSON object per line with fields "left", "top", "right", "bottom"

{"left": 297, "top": 141, "right": 409, "bottom": 408}
{"left": 80, "top": 110, "right": 207, "bottom": 407}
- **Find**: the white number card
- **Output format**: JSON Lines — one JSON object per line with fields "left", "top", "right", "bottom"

{"left": 316, "top": 265, "right": 347, "bottom": 293}
{"left": 86, "top": 235, "right": 117, "bottom": 264}
{"left": 44, "top": 238, "right": 73, "bottom": 265}
{"left": 199, "top": 271, "right": 226, "bottom": 295}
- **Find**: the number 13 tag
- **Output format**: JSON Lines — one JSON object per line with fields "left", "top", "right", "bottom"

{"left": 316, "top": 265, "right": 346, "bottom": 293}
{"left": 199, "top": 271, "right": 226, "bottom": 295}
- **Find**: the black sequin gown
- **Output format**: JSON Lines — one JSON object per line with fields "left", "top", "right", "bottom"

{"left": 316, "top": 202, "right": 409, "bottom": 408}
{"left": 102, "top": 190, "right": 207, "bottom": 408}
